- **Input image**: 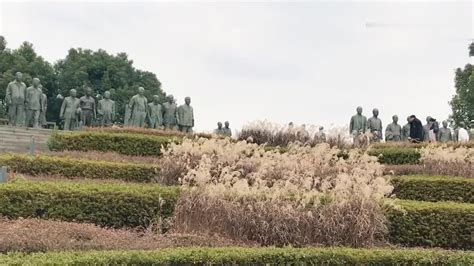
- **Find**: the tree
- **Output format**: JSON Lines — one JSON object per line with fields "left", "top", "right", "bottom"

{"left": 450, "top": 43, "right": 474, "bottom": 126}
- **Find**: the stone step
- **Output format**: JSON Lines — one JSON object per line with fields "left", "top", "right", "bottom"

{"left": 0, "top": 128, "right": 51, "bottom": 136}
{"left": 0, "top": 144, "right": 48, "bottom": 153}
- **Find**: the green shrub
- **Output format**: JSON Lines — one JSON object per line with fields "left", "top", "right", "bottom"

{"left": 386, "top": 200, "right": 474, "bottom": 249}
{"left": 48, "top": 131, "right": 181, "bottom": 156}
{"left": 0, "top": 247, "right": 472, "bottom": 265}
{"left": 0, "top": 180, "right": 180, "bottom": 228}
{"left": 369, "top": 148, "right": 421, "bottom": 164}
{"left": 0, "top": 154, "right": 160, "bottom": 182}
{"left": 392, "top": 175, "right": 474, "bottom": 203}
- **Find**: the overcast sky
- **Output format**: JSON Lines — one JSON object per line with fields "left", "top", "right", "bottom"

{"left": 0, "top": 1, "right": 472, "bottom": 132}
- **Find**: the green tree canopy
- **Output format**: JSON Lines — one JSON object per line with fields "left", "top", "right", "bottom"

{"left": 450, "top": 43, "right": 474, "bottom": 126}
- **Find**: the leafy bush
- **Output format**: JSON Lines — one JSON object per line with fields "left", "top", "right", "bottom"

{"left": 0, "top": 247, "right": 472, "bottom": 265}
{"left": 48, "top": 131, "right": 180, "bottom": 156}
{"left": 0, "top": 180, "right": 180, "bottom": 228}
{"left": 0, "top": 154, "right": 160, "bottom": 182}
{"left": 372, "top": 141, "right": 474, "bottom": 149}
{"left": 85, "top": 126, "right": 214, "bottom": 139}
{"left": 368, "top": 148, "right": 421, "bottom": 165}
{"left": 386, "top": 200, "right": 474, "bottom": 249}
{"left": 392, "top": 175, "right": 474, "bottom": 203}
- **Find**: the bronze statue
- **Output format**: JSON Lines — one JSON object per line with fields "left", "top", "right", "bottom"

{"left": 438, "top": 120, "right": 452, "bottom": 142}
{"left": 223, "top": 121, "right": 232, "bottom": 137}
{"left": 60, "top": 89, "right": 81, "bottom": 130}
{"left": 349, "top": 106, "right": 367, "bottom": 144}
{"left": 39, "top": 86, "right": 47, "bottom": 127}
{"left": 5, "top": 72, "right": 26, "bottom": 126}
{"left": 402, "top": 116, "right": 410, "bottom": 141}
{"left": 129, "top": 87, "right": 148, "bottom": 128}
{"left": 79, "top": 87, "right": 96, "bottom": 127}
{"left": 367, "top": 108, "right": 383, "bottom": 142}
{"left": 177, "top": 96, "right": 194, "bottom": 133}
{"left": 314, "top": 126, "right": 326, "bottom": 143}
{"left": 163, "top": 95, "right": 178, "bottom": 130}
{"left": 214, "top": 122, "right": 224, "bottom": 135}
{"left": 97, "top": 91, "right": 115, "bottom": 127}
{"left": 385, "top": 115, "right": 402, "bottom": 142}
{"left": 25, "top": 78, "right": 43, "bottom": 128}
{"left": 147, "top": 95, "right": 163, "bottom": 129}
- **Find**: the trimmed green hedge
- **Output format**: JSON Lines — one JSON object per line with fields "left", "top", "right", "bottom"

{"left": 1, "top": 247, "right": 472, "bottom": 265}
{"left": 0, "top": 180, "right": 180, "bottom": 228}
{"left": 392, "top": 175, "right": 474, "bottom": 203}
{"left": 386, "top": 200, "right": 474, "bottom": 249}
{"left": 0, "top": 154, "right": 160, "bottom": 182}
{"left": 369, "top": 148, "right": 421, "bottom": 165}
{"left": 48, "top": 131, "right": 181, "bottom": 156}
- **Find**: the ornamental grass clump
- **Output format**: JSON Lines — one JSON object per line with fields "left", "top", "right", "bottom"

{"left": 419, "top": 145, "right": 474, "bottom": 178}
{"left": 165, "top": 138, "right": 392, "bottom": 247}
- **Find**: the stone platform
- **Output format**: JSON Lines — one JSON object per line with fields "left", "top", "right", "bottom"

{"left": 0, "top": 126, "right": 51, "bottom": 153}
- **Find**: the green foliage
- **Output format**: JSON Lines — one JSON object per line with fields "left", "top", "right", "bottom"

{"left": 0, "top": 154, "right": 159, "bottom": 182}
{"left": 0, "top": 180, "right": 180, "bottom": 228}
{"left": 386, "top": 200, "right": 474, "bottom": 249}
{"left": 0, "top": 247, "right": 472, "bottom": 265}
{"left": 48, "top": 131, "right": 180, "bottom": 156}
{"left": 450, "top": 43, "right": 474, "bottom": 125}
{"left": 368, "top": 148, "right": 421, "bottom": 165}
{"left": 392, "top": 175, "right": 474, "bottom": 203}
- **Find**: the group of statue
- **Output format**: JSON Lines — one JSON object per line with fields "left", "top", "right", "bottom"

{"left": 213, "top": 121, "right": 232, "bottom": 137}
{"left": 59, "top": 86, "right": 194, "bottom": 132}
{"left": 350, "top": 106, "right": 473, "bottom": 143}
{"left": 5, "top": 72, "right": 48, "bottom": 128}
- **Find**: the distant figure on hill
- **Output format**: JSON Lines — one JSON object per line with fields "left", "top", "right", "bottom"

{"left": 401, "top": 116, "right": 411, "bottom": 141}
{"left": 147, "top": 95, "right": 163, "bottom": 129}
{"left": 438, "top": 120, "right": 452, "bottom": 142}
{"left": 223, "top": 121, "right": 232, "bottom": 137}
{"left": 129, "top": 87, "right": 148, "bottom": 128}
{"left": 97, "top": 91, "right": 115, "bottom": 127}
{"left": 214, "top": 122, "right": 224, "bottom": 135}
{"left": 60, "top": 89, "right": 81, "bottom": 131}
{"left": 349, "top": 106, "right": 367, "bottom": 145}
{"left": 385, "top": 115, "right": 402, "bottom": 142}
{"left": 313, "top": 126, "right": 326, "bottom": 144}
{"left": 177, "top": 96, "right": 194, "bottom": 133}
{"left": 408, "top": 115, "right": 423, "bottom": 142}
{"left": 367, "top": 108, "right": 382, "bottom": 142}
{"left": 457, "top": 122, "right": 469, "bottom": 143}
{"left": 163, "top": 95, "right": 178, "bottom": 130}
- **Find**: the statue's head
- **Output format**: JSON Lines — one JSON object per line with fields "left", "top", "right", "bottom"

{"left": 356, "top": 106, "right": 363, "bottom": 115}
{"left": 217, "top": 122, "right": 223, "bottom": 129}
{"left": 224, "top": 121, "right": 230, "bottom": 128}
{"left": 185, "top": 96, "right": 191, "bottom": 105}
{"left": 372, "top": 108, "right": 379, "bottom": 117}
{"left": 426, "top": 116, "right": 432, "bottom": 123}
{"left": 288, "top": 122, "right": 294, "bottom": 128}
{"left": 15, "top": 72, "right": 22, "bottom": 81}
{"left": 32, "top": 78, "right": 40, "bottom": 87}
{"left": 407, "top": 116, "right": 410, "bottom": 122}
{"left": 104, "top": 91, "right": 111, "bottom": 99}
{"left": 85, "top": 87, "right": 93, "bottom": 96}
{"left": 392, "top": 115, "right": 398, "bottom": 123}
{"left": 70, "top": 89, "right": 77, "bottom": 97}
{"left": 459, "top": 122, "right": 466, "bottom": 128}
{"left": 153, "top": 95, "right": 160, "bottom": 103}
{"left": 442, "top": 120, "right": 448, "bottom": 128}
{"left": 138, "top": 87, "right": 145, "bottom": 96}
{"left": 319, "top": 126, "right": 324, "bottom": 131}
{"left": 167, "top": 94, "right": 174, "bottom": 103}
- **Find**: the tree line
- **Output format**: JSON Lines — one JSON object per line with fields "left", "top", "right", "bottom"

{"left": 0, "top": 36, "right": 165, "bottom": 124}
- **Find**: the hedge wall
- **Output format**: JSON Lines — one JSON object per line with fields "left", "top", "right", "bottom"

{"left": 48, "top": 131, "right": 180, "bottom": 156}
{"left": 1, "top": 247, "right": 472, "bottom": 265}
{"left": 392, "top": 175, "right": 474, "bottom": 203}
{"left": 0, "top": 154, "right": 159, "bottom": 182}
{"left": 0, "top": 180, "right": 180, "bottom": 228}
{"left": 386, "top": 200, "right": 474, "bottom": 249}
{"left": 368, "top": 148, "right": 421, "bottom": 165}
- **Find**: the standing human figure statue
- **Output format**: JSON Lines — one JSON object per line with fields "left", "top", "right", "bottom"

{"left": 438, "top": 120, "right": 452, "bottom": 142}
{"left": 314, "top": 126, "right": 326, "bottom": 144}
{"left": 129, "top": 87, "right": 148, "bottom": 128}
{"left": 79, "top": 87, "right": 96, "bottom": 127}
{"left": 422, "top": 116, "right": 432, "bottom": 141}
{"left": 25, "top": 78, "right": 43, "bottom": 128}
{"left": 97, "top": 91, "right": 115, "bottom": 127}
{"left": 60, "top": 89, "right": 81, "bottom": 131}
{"left": 214, "top": 122, "right": 224, "bottom": 135}
{"left": 385, "top": 115, "right": 402, "bottom": 142}
{"left": 162, "top": 95, "right": 178, "bottom": 130}
{"left": 223, "top": 121, "right": 232, "bottom": 137}
{"left": 147, "top": 95, "right": 163, "bottom": 129}
{"left": 177, "top": 96, "right": 194, "bottom": 133}
{"left": 367, "top": 108, "right": 383, "bottom": 142}
{"left": 5, "top": 72, "right": 27, "bottom": 126}
{"left": 401, "top": 116, "right": 411, "bottom": 141}
{"left": 39, "top": 86, "right": 47, "bottom": 128}
{"left": 349, "top": 106, "right": 367, "bottom": 144}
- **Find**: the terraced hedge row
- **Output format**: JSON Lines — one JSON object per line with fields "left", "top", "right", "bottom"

{"left": 0, "top": 180, "right": 472, "bottom": 249}
{"left": 0, "top": 154, "right": 160, "bottom": 182}
{"left": 392, "top": 175, "right": 474, "bottom": 203}
{"left": 1, "top": 248, "right": 472, "bottom": 265}
{"left": 368, "top": 148, "right": 421, "bottom": 165}
{"left": 48, "top": 131, "right": 180, "bottom": 156}
{"left": 0, "top": 180, "right": 180, "bottom": 228}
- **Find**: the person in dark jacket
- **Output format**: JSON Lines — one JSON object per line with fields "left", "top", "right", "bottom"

{"left": 408, "top": 115, "right": 423, "bottom": 142}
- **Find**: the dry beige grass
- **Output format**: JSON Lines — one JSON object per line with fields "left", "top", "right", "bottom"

{"left": 0, "top": 218, "right": 252, "bottom": 253}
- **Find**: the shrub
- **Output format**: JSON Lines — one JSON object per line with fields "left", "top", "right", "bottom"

{"left": 48, "top": 131, "right": 180, "bottom": 156}
{"left": 0, "top": 180, "right": 180, "bottom": 228}
{"left": 0, "top": 154, "right": 160, "bottom": 183}
{"left": 0, "top": 247, "right": 472, "bottom": 265}
{"left": 384, "top": 162, "right": 474, "bottom": 178}
{"left": 368, "top": 148, "right": 421, "bottom": 165}
{"left": 392, "top": 175, "right": 474, "bottom": 203}
{"left": 85, "top": 126, "right": 214, "bottom": 139}
{"left": 386, "top": 200, "right": 474, "bottom": 249}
